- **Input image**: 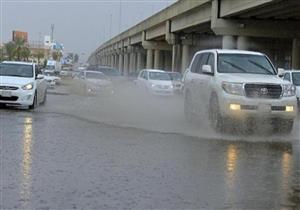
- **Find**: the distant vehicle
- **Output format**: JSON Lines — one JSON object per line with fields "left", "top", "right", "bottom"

{"left": 42, "top": 70, "right": 61, "bottom": 88}
{"left": 87, "top": 65, "right": 122, "bottom": 78}
{"left": 184, "top": 49, "right": 297, "bottom": 133}
{"left": 283, "top": 70, "right": 300, "bottom": 110}
{"left": 0, "top": 61, "right": 47, "bottom": 109}
{"left": 77, "top": 70, "right": 114, "bottom": 95}
{"left": 136, "top": 69, "right": 174, "bottom": 96}
{"left": 167, "top": 72, "right": 183, "bottom": 93}
{"left": 46, "top": 60, "right": 61, "bottom": 73}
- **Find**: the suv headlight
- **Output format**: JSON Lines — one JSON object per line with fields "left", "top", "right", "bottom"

{"left": 282, "top": 84, "right": 296, "bottom": 97}
{"left": 22, "top": 82, "right": 34, "bottom": 90}
{"left": 151, "top": 84, "right": 157, "bottom": 88}
{"left": 222, "top": 82, "right": 244, "bottom": 96}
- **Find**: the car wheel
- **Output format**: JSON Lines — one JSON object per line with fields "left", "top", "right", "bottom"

{"left": 209, "top": 95, "right": 225, "bottom": 132}
{"left": 184, "top": 91, "right": 193, "bottom": 122}
{"left": 40, "top": 90, "right": 47, "bottom": 105}
{"left": 29, "top": 92, "right": 37, "bottom": 110}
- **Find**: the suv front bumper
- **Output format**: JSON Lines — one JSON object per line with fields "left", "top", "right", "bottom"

{"left": 219, "top": 94, "right": 298, "bottom": 120}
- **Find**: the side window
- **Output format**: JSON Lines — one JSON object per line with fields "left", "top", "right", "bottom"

{"left": 196, "top": 53, "right": 209, "bottom": 74}
{"left": 139, "top": 70, "right": 144, "bottom": 78}
{"left": 35, "top": 65, "right": 41, "bottom": 76}
{"left": 190, "top": 54, "right": 202, "bottom": 73}
{"left": 144, "top": 71, "right": 148, "bottom": 80}
{"left": 283, "top": 73, "right": 291, "bottom": 82}
{"left": 206, "top": 53, "right": 215, "bottom": 72}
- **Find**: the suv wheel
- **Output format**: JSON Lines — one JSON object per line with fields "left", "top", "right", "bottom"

{"left": 209, "top": 95, "right": 225, "bottom": 132}
{"left": 184, "top": 92, "right": 193, "bottom": 122}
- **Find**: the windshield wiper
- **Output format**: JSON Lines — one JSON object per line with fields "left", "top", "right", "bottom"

{"left": 222, "top": 60, "right": 247, "bottom": 73}
{"left": 248, "top": 60, "right": 274, "bottom": 75}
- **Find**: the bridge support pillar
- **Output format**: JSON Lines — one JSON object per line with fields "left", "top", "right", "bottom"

{"left": 118, "top": 52, "right": 124, "bottom": 74}
{"left": 154, "top": 49, "right": 163, "bottom": 69}
{"left": 137, "top": 50, "right": 145, "bottom": 72}
{"left": 172, "top": 44, "right": 181, "bottom": 72}
{"left": 129, "top": 49, "right": 136, "bottom": 73}
{"left": 164, "top": 51, "right": 172, "bottom": 71}
{"left": 181, "top": 44, "right": 190, "bottom": 72}
{"left": 222, "top": 35, "right": 236, "bottom": 49}
{"left": 146, "top": 49, "right": 154, "bottom": 69}
{"left": 292, "top": 39, "right": 300, "bottom": 69}
{"left": 237, "top": 36, "right": 250, "bottom": 50}
{"left": 123, "top": 52, "right": 129, "bottom": 76}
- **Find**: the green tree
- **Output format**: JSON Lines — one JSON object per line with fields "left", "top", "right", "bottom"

{"left": 52, "top": 51, "right": 62, "bottom": 61}
{"left": 74, "top": 54, "right": 79, "bottom": 63}
{"left": 21, "top": 47, "right": 31, "bottom": 61}
{"left": 4, "top": 42, "right": 16, "bottom": 60}
{"left": 14, "top": 38, "right": 26, "bottom": 61}
{"left": 34, "top": 50, "right": 45, "bottom": 64}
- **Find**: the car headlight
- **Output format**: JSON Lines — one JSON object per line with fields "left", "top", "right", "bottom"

{"left": 170, "top": 85, "right": 174, "bottom": 89}
{"left": 22, "top": 82, "right": 34, "bottom": 90}
{"left": 222, "top": 82, "right": 244, "bottom": 96}
{"left": 282, "top": 84, "right": 296, "bottom": 97}
{"left": 151, "top": 84, "right": 157, "bottom": 88}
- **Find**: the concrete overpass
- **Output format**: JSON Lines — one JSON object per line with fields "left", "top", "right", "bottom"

{"left": 88, "top": 0, "right": 300, "bottom": 75}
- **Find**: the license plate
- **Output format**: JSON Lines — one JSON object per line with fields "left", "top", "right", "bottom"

{"left": 0, "top": 90, "right": 12, "bottom": 97}
{"left": 259, "top": 104, "right": 270, "bottom": 113}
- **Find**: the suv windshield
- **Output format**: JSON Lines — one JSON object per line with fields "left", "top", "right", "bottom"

{"left": 292, "top": 72, "right": 300, "bottom": 86}
{"left": 0, "top": 63, "right": 33, "bottom": 78}
{"left": 149, "top": 72, "right": 171, "bottom": 81}
{"left": 168, "top": 72, "right": 182, "bottom": 81}
{"left": 218, "top": 54, "right": 276, "bottom": 75}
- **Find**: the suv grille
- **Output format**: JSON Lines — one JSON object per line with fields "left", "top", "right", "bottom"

{"left": 244, "top": 84, "right": 282, "bottom": 99}
{"left": 0, "top": 86, "right": 19, "bottom": 90}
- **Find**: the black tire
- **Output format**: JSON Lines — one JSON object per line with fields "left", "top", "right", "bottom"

{"left": 184, "top": 91, "right": 193, "bottom": 122}
{"left": 29, "top": 92, "right": 37, "bottom": 110}
{"left": 40, "top": 90, "right": 47, "bottom": 105}
{"left": 209, "top": 94, "right": 225, "bottom": 132}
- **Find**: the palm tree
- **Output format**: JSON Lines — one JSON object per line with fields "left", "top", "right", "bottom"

{"left": 34, "top": 50, "right": 45, "bottom": 64}
{"left": 14, "top": 38, "right": 26, "bottom": 61}
{"left": 21, "top": 47, "right": 31, "bottom": 61}
{"left": 4, "top": 42, "right": 16, "bottom": 60}
{"left": 52, "top": 51, "right": 62, "bottom": 61}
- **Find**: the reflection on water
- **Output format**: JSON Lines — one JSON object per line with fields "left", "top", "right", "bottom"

{"left": 225, "top": 144, "right": 238, "bottom": 205}
{"left": 20, "top": 117, "right": 33, "bottom": 209}
{"left": 226, "top": 144, "right": 238, "bottom": 188}
{"left": 281, "top": 151, "right": 292, "bottom": 191}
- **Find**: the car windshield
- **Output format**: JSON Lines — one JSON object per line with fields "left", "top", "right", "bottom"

{"left": 0, "top": 63, "right": 33, "bottom": 78}
{"left": 149, "top": 72, "right": 171, "bottom": 81}
{"left": 98, "top": 67, "right": 120, "bottom": 76}
{"left": 218, "top": 54, "right": 276, "bottom": 75}
{"left": 85, "top": 72, "right": 107, "bottom": 80}
{"left": 168, "top": 72, "right": 182, "bottom": 81}
{"left": 292, "top": 72, "right": 300, "bottom": 86}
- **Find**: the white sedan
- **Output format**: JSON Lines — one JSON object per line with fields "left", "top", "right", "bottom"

{"left": 77, "top": 70, "right": 114, "bottom": 95}
{"left": 136, "top": 69, "right": 174, "bottom": 96}
{"left": 0, "top": 61, "right": 47, "bottom": 109}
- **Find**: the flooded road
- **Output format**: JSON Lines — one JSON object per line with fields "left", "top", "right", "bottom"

{"left": 1, "top": 80, "right": 299, "bottom": 209}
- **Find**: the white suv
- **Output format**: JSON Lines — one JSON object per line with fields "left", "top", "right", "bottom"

{"left": 184, "top": 49, "right": 297, "bottom": 133}
{"left": 0, "top": 61, "right": 47, "bottom": 109}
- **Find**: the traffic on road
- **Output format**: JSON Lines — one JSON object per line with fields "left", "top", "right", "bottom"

{"left": 1, "top": 0, "right": 300, "bottom": 209}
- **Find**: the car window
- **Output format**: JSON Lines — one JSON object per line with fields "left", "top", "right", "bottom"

{"left": 190, "top": 54, "right": 201, "bottom": 73}
{"left": 195, "top": 53, "right": 209, "bottom": 74}
{"left": 292, "top": 72, "right": 300, "bottom": 86}
{"left": 283, "top": 73, "right": 291, "bottom": 82}
{"left": 206, "top": 53, "right": 215, "bottom": 72}
{"left": 0, "top": 63, "right": 34, "bottom": 78}
{"left": 148, "top": 72, "right": 171, "bottom": 81}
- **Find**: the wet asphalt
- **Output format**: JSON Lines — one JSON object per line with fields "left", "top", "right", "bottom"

{"left": 0, "top": 80, "right": 300, "bottom": 209}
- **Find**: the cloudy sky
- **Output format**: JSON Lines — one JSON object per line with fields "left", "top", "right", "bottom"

{"left": 1, "top": 0, "right": 175, "bottom": 61}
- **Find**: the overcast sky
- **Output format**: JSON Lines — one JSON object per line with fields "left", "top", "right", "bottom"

{"left": 1, "top": 0, "right": 175, "bottom": 61}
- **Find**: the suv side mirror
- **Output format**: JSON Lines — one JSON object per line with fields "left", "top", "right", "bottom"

{"left": 277, "top": 68, "right": 285, "bottom": 78}
{"left": 202, "top": 65, "right": 213, "bottom": 75}
{"left": 36, "top": 74, "right": 44, "bottom": 80}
